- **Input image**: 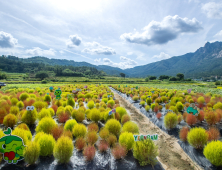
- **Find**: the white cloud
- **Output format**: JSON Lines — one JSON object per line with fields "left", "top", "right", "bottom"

{"left": 59, "top": 50, "right": 65, "bottom": 54}
{"left": 82, "top": 41, "right": 116, "bottom": 55}
{"left": 0, "top": 31, "right": 18, "bottom": 48}
{"left": 213, "top": 30, "right": 222, "bottom": 41}
{"left": 94, "top": 58, "right": 101, "bottom": 62}
{"left": 152, "top": 52, "right": 171, "bottom": 61}
{"left": 66, "top": 34, "right": 82, "bottom": 48}
{"left": 120, "top": 15, "right": 203, "bottom": 46}
{"left": 103, "top": 56, "right": 137, "bottom": 69}
{"left": 127, "top": 52, "right": 133, "bottom": 55}
{"left": 26, "top": 47, "right": 56, "bottom": 56}
{"left": 214, "top": 30, "right": 222, "bottom": 37}
{"left": 136, "top": 55, "right": 147, "bottom": 61}
{"left": 202, "top": 2, "right": 222, "bottom": 19}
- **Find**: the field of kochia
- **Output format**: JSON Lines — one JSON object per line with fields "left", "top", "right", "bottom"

{"left": 0, "top": 83, "right": 221, "bottom": 168}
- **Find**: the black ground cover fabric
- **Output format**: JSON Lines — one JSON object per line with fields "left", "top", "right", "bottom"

{"left": 110, "top": 87, "right": 222, "bottom": 170}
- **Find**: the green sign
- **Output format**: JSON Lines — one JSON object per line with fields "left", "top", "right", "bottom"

{"left": 133, "top": 134, "right": 158, "bottom": 141}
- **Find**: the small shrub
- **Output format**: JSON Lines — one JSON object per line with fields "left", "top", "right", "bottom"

{"left": 74, "top": 109, "right": 85, "bottom": 122}
{"left": 107, "top": 100, "right": 115, "bottom": 108}
{"left": 23, "top": 141, "right": 40, "bottom": 165}
{"left": 207, "top": 127, "right": 220, "bottom": 141}
{"left": 9, "top": 106, "right": 19, "bottom": 115}
{"left": 105, "top": 119, "right": 121, "bottom": 137}
{"left": 197, "top": 110, "right": 205, "bottom": 122}
{"left": 51, "top": 125, "right": 64, "bottom": 140}
{"left": 90, "top": 108, "right": 100, "bottom": 122}
{"left": 156, "top": 113, "right": 162, "bottom": 119}
{"left": 176, "top": 102, "right": 184, "bottom": 112}
{"left": 119, "top": 132, "right": 134, "bottom": 150}
{"left": 16, "top": 101, "right": 24, "bottom": 110}
{"left": 205, "top": 111, "right": 217, "bottom": 126}
{"left": 86, "top": 131, "right": 98, "bottom": 145}
{"left": 33, "top": 101, "right": 48, "bottom": 112}
{"left": 17, "top": 123, "right": 30, "bottom": 131}
{"left": 51, "top": 105, "right": 58, "bottom": 114}
{"left": 12, "top": 128, "right": 31, "bottom": 145}
{"left": 44, "top": 94, "right": 51, "bottom": 103}
{"left": 187, "top": 127, "right": 208, "bottom": 149}
{"left": 87, "top": 101, "right": 95, "bottom": 109}
{"left": 146, "top": 98, "right": 152, "bottom": 105}
{"left": 21, "top": 109, "right": 37, "bottom": 125}
{"left": 121, "top": 114, "right": 131, "bottom": 124}
{"left": 62, "top": 130, "right": 73, "bottom": 140}
{"left": 213, "top": 102, "right": 222, "bottom": 110}
{"left": 107, "top": 134, "right": 117, "bottom": 147}
{"left": 140, "top": 101, "right": 146, "bottom": 106}
{"left": 75, "top": 137, "right": 86, "bottom": 151}
{"left": 35, "top": 117, "right": 56, "bottom": 134}
{"left": 3, "top": 114, "right": 17, "bottom": 128}
{"left": 11, "top": 98, "right": 18, "bottom": 105}
{"left": 58, "top": 112, "right": 70, "bottom": 123}
{"left": 98, "top": 140, "right": 109, "bottom": 152}
{"left": 53, "top": 136, "right": 73, "bottom": 163}
{"left": 183, "top": 112, "right": 188, "bottom": 121}
{"left": 112, "top": 144, "right": 127, "bottom": 159}
{"left": 122, "top": 121, "right": 139, "bottom": 134}
{"left": 203, "top": 141, "right": 222, "bottom": 166}
{"left": 116, "top": 107, "right": 127, "bottom": 119}
{"left": 177, "top": 113, "right": 183, "bottom": 123}
{"left": 88, "top": 123, "right": 99, "bottom": 132}
{"left": 133, "top": 96, "right": 139, "bottom": 101}
{"left": 67, "top": 98, "right": 75, "bottom": 107}
{"left": 38, "top": 133, "right": 56, "bottom": 156}
{"left": 114, "top": 112, "right": 120, "bottom": 121}
{"left": 72, "top": 123, "right": 87, "bottom": 138}
{"left": 186, "top": 114, "right": 197, "bottom": 126}
{"left": 164, "top": 112, "right": 178, "bottom": 130}
{"left": 19, "top": 93, "right": 29, "bottom": 101}
{"left": 83, "top": 145, "right": 96, "bottom": 161}
{"left": 179, "top": 126, "right": 189, "bottom": 142}
{"left": 99, "top": 127, "right": 109, "bottom": 139}
{"left": 133, "top": 139, "right": 158, "bottom": 167}
{"left": 103, "top": 110, "right": 114, "bottom": 121}
{"left": 38, "top": 108, "right": 51, "bottom": 120}
{"left": 64, "top": 119, "right": 77, "bottom": 132}
{"left": 145, "top": 105, "right": 150, "bottom": 112}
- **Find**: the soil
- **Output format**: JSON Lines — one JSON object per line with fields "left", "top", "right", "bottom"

{"left": 113, "top": 90, "right": 203, "bottom": 170}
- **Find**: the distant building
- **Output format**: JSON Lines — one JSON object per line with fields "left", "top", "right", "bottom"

{"left": 0, "top": 82, "right": 6, "bottom": 89}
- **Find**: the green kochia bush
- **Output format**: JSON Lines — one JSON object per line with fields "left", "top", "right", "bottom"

{"left": 90, "top": 108, "right": 101, "bottom": 122}
{"left": 105, "top": 119, "right": 121, "bottom": 137}
{"left": 72, "top": 123, "right": 87, "bottom": 138}
{"left": 203, "top": 141, "right": 222, "bottom": 166}
{"left": 37, "top": 134, "right": 56, "bottom": 156}
{"left": 16, "top": 101, "right": 24, "bottom": 110}
{"left": 87, "top": 101, "right": 95, "bottom": 109}
{"left": 67, "top": 97, "right": 75, "bottom": 107}
{"left": 116, "top": 107, "right": 127, "bottom": 119}
{"left": 53, "top": 136, "right": 74, "bottom": 163}
{"left": 119, "top": 132, "right": 135, "bottom": 150}
{"left": 176, "top": 102, "right": 184, "bottom": 112}
{"left": 19, "top": 93, "right": 29, "bottom": 101}
{"left": 133, "top": 139, "right": 159, "bottom": 167}
{"left": 23, "top": 141, "right": 40, "bottom": 165}
{"left": 64, "top": 119, "right": 77, "bottom": 132}
{"left": 164, "top": 112, "right": 178, "bottom": 130}
{"left": 122, "top": 121, "right": 139, "bottom": 134}
{"left": 38, "top": 108, "right": 51, "bottom": 120}
{"left": 44, "top": 94, "right": 51, "bottom": 103}
{"left": 22, "top": 109, "right": 37, "bottom": 125}
{"left": 35, "top": 117, "right": 56, "bottom": 134}
{"left": 146, "top": 98, "right": 152, "bottom": 105}
{"left": 187, "top": 127, "right": 208, "bottom": 149}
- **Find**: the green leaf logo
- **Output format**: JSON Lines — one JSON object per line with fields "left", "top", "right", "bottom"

{"left": 4, "top": 128, "right": 12, "bottom": 135}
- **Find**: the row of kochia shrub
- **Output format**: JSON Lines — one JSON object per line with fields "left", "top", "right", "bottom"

{"left": 0, "top": 85, "right": 159, "bottom": 167}
{"left": 110, "top": 85, "right": 222, "bottom": 167}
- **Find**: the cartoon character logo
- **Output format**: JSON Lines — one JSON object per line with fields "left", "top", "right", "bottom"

{"left": 49, "top": 86, "right": 54, "bottom": 92}
{"left": 0, "top": 128, "right": 25, "bottom": 164}
{"left": 54, "top": 88, "right": 62, "bottom": 100}
{"left": 185, "top": 103, "right": 199, "bottom": 116}
{"left": 26, "top": 106, "right": 34, "bottom": 111}
{"left": 187, "top": 89, "right": 192, "bottom": 93}
{"left": 108, "top": 109, "right": 116, "bottom": 116}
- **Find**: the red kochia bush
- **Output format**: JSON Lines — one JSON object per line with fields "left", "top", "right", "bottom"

{"left": 51, "top": 105, "right": 58, "bottom": 114}
{"left": 207, "top": 127, "right": 220, "bottom": 141}
{"left": 197, "top": 110, "right": 205, "bottom": 122}
{"left": 156, "top": 113, "right": 162, "bottom": 119}
{"left": 0, "top": 108, "right": 7, "bottom": 124}
{"left": 215, "top": 109, "right": 222, "bottom": 123}
{"left": 98, "top": 140, "right": 109, "bottom": 152}
{"left": 111, "top": 144, "right": 127, "bottom": 159}
{"left": 179, "top": 126, "right": 190, "bottom": 142}
{"left": 83, "top": 145, "right": 96, "bottom": 161}
{"left": 186, "top": 114, "right": 197, "bottom": 126}
{"left": 87, "top": 123, "right": 99, "bottom": 132}
{"left": 51, "top": 125, "right": 64, "bottom": 140}
{"left": 121, "top": 114, "right": 131, "bottom": 124}
{"left": 205, "top": 111, "right": 217, "bottom": 126}
{"left": 58, "top": 112, "right": 70, "bottom": 123}
{"left": 75, "top": 137, "right": 86, "bottom": 151}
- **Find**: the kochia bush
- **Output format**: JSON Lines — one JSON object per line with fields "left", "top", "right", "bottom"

{"left": 119, "top": 132, "right": 134, "bottom": 150}
{"left": 176, "top": 102, "right": 184, "bottom": 112}
{"left": 122, "top": 121, "right": 139, "bottom": 134}
{"left": 64, "top": 119, "right": 77, "bottom": 132}
{"left": 23, "top": 141, "right": 40, "bottom": 165}
{"left": 133, "top": 139, "right": 158, "bottom": 167}
{"left": 38, "top": 134, "right": 55, "bottom": 156}
{"left": 38, "top": 108, "right": 51, "bottom": 120}
{"left": 90, "top": 108, "right": 101, "bottom": 122}
{"left": 35, "top": 117, "right": 56, "bottom": 134}
{"left": 203, "top": 141, "right": 222, "bottom": 166}
{"left": 3, "top": 113, "right": 17, "bottom": 128}
{"left": 187, "top": 127, "right": 208, "bottom": 149}
{"left": 53, "top": 136, "right": 74, "bottom": 163}
{"left": 164, "top": 112, "right": 178, "bottom": 130}
{"left": 116, "top": 107, "right": 127, "bottom": 119}
{"left": 72, "top": 123, "right": 87, "bottom": 138}
{"left": 87, "top": 101, "right": 95, "bottom": 109}
{"left": 22, "top": 109, "right": 37, "bottom": 125}
{"left": 105, "top": 119, "right": 121, "bottom": 137}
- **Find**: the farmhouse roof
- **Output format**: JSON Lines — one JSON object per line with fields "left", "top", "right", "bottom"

{"left": 0, "top": 82, "right": 6, "bottom": 86}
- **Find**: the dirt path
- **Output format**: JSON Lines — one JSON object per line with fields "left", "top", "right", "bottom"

{"left": 113, "top": 91, "right": 203, "bottom": 170}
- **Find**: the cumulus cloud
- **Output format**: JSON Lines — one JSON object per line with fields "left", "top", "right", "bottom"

{"left": 94, "top": 58, "right": 101, "bottom": 63}
{"left": 0, "top": 31, "right": 18, "bottom": 48}
{"left": 26, "top": 47, "right": 56, "bottom": 56}
{"left": 82, "top": 41, "right": 116, "bottom": 55}
{"left": 120, "top": 15, "right": 203, "bottom": 46}
{"left": 152, "top": 52, "right": 171, "bottom": 61}
{"left": 66, "top": 35, "right": 82, "bottom": 48}
{"left": 202, "top": 2, "right": 222, "bottom": 19}
{"left": 103, "top": 56, "right": 137, "bottom": 69}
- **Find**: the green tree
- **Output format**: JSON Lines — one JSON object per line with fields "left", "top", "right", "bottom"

{"left": 35, "top": 72, "right": 49, "bottom": 80}
{"left": 120, "top": 73, "right": 125, "bottom": 78}
{"left": 169, "top": 77, "right": 178, "bottom": 81}
{"left": 176, "top": 73, "right": 184, "bottom": 80}
{"left": 149, "top": 76, "right": 157, "bottom": 80}
{"left": 159, "top": 75, "right": 169, "bottom": 80}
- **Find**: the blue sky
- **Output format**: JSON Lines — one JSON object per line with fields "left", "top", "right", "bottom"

{"left": 0, "top": 0, "right": 222, "bottom": 69}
